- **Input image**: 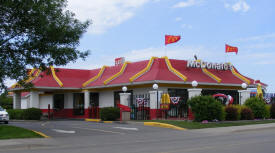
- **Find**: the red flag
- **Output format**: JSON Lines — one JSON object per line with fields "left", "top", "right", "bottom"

{"left": 165, "top": 35, "right": 181, "bottom": 45}
{"left": 225, "top": 44, "right": 238, "bottom": 54}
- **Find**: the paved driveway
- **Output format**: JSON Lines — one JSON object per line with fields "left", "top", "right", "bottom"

{"left": 10, "top": 120, "right": 177, "bottom": 138}
{"left": 3, "top": 121, "right": 275, "bottom": 153}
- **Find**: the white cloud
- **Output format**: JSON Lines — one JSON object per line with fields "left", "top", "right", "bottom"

{"left": 237, "top": 33, "right": 275, "bottom": 42}
{"left": 173, "top": 0, "right": 202, "bottom": 8}
{"left": 67, "top": 0, "right": 149, "bottom": 34}
{"left": 225, "top": 0, "right": 250, "bottom": 13}
{"left": 175, "top": 17, "right": 182, "bottom": 22}
{"left": 181, "top": 24, "right": 193, "bottom": 29}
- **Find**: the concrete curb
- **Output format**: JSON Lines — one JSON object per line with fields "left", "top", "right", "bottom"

{"left": 32, "top": 130, "right": 50, "bottom": 138}
{"left": 85, "top": 118, "right": 114, "bottom": 123}
{"left": 144, "top": 122, "right": 186, "bottom": 130}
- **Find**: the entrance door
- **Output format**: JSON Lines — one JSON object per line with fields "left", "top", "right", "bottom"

{"left": 73, "top": 93, "right": 84, "bottom": 115}
{"left": 53, "top": 94, "right": 65, "bottom": 118}
{"left": 90, "top": 93, "right": 99, "bottom": 118}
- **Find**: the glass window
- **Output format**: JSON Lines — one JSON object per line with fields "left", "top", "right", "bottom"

{"left": 53, "top": 94, "right": 64, "bottom": 110}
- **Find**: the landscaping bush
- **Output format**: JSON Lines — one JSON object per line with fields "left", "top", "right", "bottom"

{"left": 188, "top": 95, "right": 224, "bottom": 122}
{"left": 7, "top": 109, "right": 24, "bottom": 120}
{"left": 240, "top": 107, "right": 254, "bottom": 120}
{"left": 100, "top": 107, "right": 120, "bottom": 121}
{"left": 225, "top": 106, "right": 239, "bottom": 121}
{"left": 244, "top": 97, "right": 268, "bottom": 119}
{"left": 271, "top": 104, "right": 275, "bottom": 119}
{"left": 22, "top": 108, "right": 42, "bottom": 120}
{"left": 264, "top": 105, "right": 271, "bottom": 119}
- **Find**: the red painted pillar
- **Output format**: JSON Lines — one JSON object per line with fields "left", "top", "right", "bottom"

{"left": 188, "top": 107, "right": 194, "bottom": 120}
{"left": 150, "top": 109, "right": 157, "bottom": 120}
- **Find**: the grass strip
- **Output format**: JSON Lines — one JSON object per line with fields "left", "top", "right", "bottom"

{"left": 143, "top": 120, "right": 275, "bottom": 129}
{"left": 0, "top": 125, "right": 43, "bottom": 139}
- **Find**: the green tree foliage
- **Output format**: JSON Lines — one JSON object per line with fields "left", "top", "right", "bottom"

{"left": 188, "top": 95, "right": 224, "bottom": 122}
{"left": 244, "top": 97, "right": 267, "bottom": 119}
{"left": 0, "top": 0, "right": 90, "bottom": 90}
{"left": 0, "top": 93, "right": 13, "bottom": 109}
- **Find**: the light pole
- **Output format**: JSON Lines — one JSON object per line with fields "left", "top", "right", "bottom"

{"left": 122, "top": 86, "right": 127, "bottom": 93}
{"left": 153, "top": 83, "right": 159, "bottom": 118}
{"left": 191, "top": 80, "right": 198, "bottom": 88}
{"left": 240, "top": 83, "right": 247, "bottom": 105}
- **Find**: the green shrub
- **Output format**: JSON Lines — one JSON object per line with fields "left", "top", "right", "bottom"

{"left": 188, "top": 95, "right": 223, "bottom": 122}
{"left": 240, "top": 107, "right": 254, "bottom": 120}
{"left": 22, "top": 108, "right": 42, "bottom": 120}
{"left": 271, "top": 104, "right": 275, "bottom": 119}
{"left": 7, "top": 109, "right": 24, "bottom": 120}
{"left": 225, "top": 106, "right": 239, "bottom": 121}
{"left": 264, "top": 105, "right": 271, "bottom": 119}
{"left": 100, "top": 107, "right": 120, "bottom": 121}
{"left": 245, "top": 97, "right": 268, "bottom": 119}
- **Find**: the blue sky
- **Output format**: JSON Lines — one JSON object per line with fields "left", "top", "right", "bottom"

{"left": 6, "top": 0, "right": 275, "bottom": 92}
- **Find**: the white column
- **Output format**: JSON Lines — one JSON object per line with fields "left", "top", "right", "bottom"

{"left": 149, "top": 90, "right": 163, "bottom": 109}
{"left": 30, "top": 91, "right": 39, "bottom": 108}
{"left": 238, "top": 90, "right": 251, "bottom": 105}
{"left": 119, "top": 93, "right": 131, "bottom": 106}
{"left": 13, "top": 92, "right": 21, "bottom": 109}
{"left": 84, "top": 90, "right": 90, "bottom": 109}
{"left": 188, "top": 88, "right": 202, "bottom": 99}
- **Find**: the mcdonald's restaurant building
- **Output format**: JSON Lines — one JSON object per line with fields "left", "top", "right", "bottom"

{"left": 9, "top": 57, "right": 266, "bottom": 120}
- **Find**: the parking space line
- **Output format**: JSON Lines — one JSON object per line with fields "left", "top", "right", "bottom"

{"left": 72, "top": 127, "right": 125, "bottom": 134}
{"left": 113, "top": 127, "right": 139, "bottom": 131}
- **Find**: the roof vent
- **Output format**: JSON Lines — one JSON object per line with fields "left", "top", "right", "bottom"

{"left": 115, "top": 57, "right": 125, "bottom": 66}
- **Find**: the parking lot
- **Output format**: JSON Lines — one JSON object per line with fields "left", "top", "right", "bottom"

{"left": 10, "top": 120, "right": 178, "bottom": 138}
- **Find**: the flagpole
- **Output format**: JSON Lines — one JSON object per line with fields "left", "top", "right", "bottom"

{"left": 164, "top": 45, "right": 167, "bottom": 57}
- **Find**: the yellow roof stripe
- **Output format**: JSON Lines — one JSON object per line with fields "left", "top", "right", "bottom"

{"left": 231, "top": 67, "right": 251, "bottom": 84}
{"left": 163, "top": 56, "right": 187, "bottom": 81}
{"left": 129, "top": 57, "right": 157, "bottom": 82}
{"left": 50, "top": 66, "right": 63, "bottom": 87}
{"left": 11, "top": 68, "right": 40, "bottom": 88}
{"left": 202, "top": 68, "right": 222, "bottom": 83}
{"left": 104, "top": 62, "right": 130, "bottom": 85}
{"left": 82, "top": 66, "right": 107, "bottom": 87}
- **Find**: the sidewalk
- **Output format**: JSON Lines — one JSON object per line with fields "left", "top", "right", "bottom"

{"left": 190, "top": 123, "right": 275, "bottom": 134}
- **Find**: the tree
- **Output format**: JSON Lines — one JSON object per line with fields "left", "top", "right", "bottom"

{"left": 0, "top": 0, "right": 90, "bottom": 90}
{"left": 0, "top": 92, "right": 13, "bottom": 109}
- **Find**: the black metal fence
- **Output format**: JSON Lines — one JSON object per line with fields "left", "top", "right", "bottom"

{"left": 130, "top": 93, "right": 150, "bottom": 120}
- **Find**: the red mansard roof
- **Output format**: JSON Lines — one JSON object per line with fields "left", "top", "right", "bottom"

{"left": 13, "top": 57, "right": 265, "bottom": 89}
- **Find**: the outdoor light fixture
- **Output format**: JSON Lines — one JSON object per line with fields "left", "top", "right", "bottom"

{"left": 191, "top": 80, "right": 198, "bottom": 88}
{"left": 153, "top": 83, "right": 158, "bottom": 90}
{"left": 122, "top": 86, "right": 127, "bottom": 92}
{"left": 241, "top": 83, "right": 247, "bottom": 89}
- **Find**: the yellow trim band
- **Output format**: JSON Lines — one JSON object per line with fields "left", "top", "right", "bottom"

{"left": 82, "top": 66, "right": 107, "bottom": 87}
{"left": 104, "top": 62, "right": 130, "bottom": 85}
{"left": 202, "top": 68, "right": 222, "bottom": 83}
{"left": 11, "top": 68, "right": 40, "bottom": 88}
{"left": 144, "top": 122, "right": 186, "bottom": 130}
{"left": 32, "top": 130, "right": 50, "bottom": 138}
{"left": 163, "top": 56, "right": 187, "bottom": 81}
{"left": 231, "top": 67, "right": 251, "bottom": 84}
{"left": 50, "top": 66, "right": 63, "bottom": 87}
{"left": 129, "top": 57, "right": 157, "bottom": 82}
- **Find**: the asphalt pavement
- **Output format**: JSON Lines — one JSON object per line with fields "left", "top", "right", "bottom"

{"left": 1, "top": 120, "right": 275, "bottom": 153}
